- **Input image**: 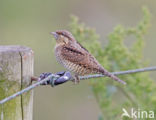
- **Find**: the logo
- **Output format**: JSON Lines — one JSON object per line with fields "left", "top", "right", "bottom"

{"left": 121, "top": 108, "right": 155, "bottom": 119}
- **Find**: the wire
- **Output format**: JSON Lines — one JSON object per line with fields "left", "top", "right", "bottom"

{"left": 0, "top": 66, "right": 156, "bottom": 105}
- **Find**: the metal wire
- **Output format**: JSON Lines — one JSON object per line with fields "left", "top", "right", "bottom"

{"left": 0, "top": 66, "right": 156, "bottom": 105}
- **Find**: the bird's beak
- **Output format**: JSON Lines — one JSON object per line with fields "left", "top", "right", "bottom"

{"left": 50, "top": 32, "right": 59, "bottom": 40}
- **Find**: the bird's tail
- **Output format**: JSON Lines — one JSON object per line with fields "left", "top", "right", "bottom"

{"left": 100, "top": 68, "right": 126, "bottom": 85}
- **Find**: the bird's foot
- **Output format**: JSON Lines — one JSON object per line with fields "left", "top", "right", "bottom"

{"left": 72, "top": 75, "right": 80, "bottom": 84}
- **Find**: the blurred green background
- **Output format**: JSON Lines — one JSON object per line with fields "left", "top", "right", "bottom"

{"left": 0, "top": 0, "right": 156, "bottom": 120}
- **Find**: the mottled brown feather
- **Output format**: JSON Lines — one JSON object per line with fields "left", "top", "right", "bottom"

{"left": 53, "top": 30, "right": 126, "bottom": 84}
{"left": 60, "top": 44, "right": 104, "bottom": 75}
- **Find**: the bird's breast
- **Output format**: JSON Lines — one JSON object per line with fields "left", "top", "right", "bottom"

{"left": 55, "top": 47, "right": 88, "bottom": 75}
{"left": 55, "top": 45, "right": 94, "bottom": 75}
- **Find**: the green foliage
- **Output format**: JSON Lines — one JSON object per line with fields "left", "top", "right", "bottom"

{"left": 69, "top": 7, "right": 156, "bottom": 120}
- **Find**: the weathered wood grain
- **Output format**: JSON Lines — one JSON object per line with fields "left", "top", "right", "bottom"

{"left": 0, "top": 46, "right": 34, "bottom": 120}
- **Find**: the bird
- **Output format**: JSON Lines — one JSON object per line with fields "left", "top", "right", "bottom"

{"left": 50, "top": 30, "right": 126, "bottom": 85}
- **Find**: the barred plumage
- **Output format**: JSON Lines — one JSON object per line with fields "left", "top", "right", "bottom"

{"left": 51, "top": 30, "right": 125, "bottom": 84}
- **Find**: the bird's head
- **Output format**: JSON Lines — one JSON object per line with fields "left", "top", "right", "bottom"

{"left": 50, "top": 30, "right": 75, "bottom": 45}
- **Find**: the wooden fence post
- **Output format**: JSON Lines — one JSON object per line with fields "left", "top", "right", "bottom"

{"left": 0, "top": 46, "right": 34, "bottom": 120}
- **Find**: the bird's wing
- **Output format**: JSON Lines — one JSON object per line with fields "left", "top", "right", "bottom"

{"left": 61, "top": 45, "right": 103, "bottom": 73}
{"left": 61, "top": 45, "right": 86, "bottom": 63}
